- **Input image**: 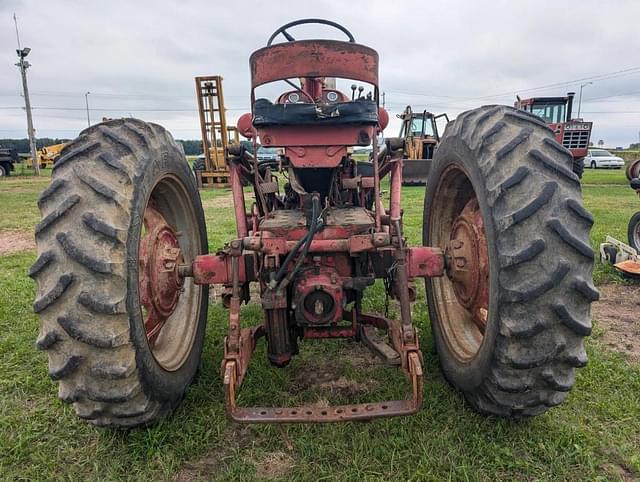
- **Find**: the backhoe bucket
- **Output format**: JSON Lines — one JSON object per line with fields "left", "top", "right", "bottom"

{"left": 401, "top": 159, "right": 432, "bottom": 186}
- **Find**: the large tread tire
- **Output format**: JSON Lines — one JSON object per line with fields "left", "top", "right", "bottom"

{"left": 31, "top": 118, "right": 208, "bottom": 428}
{"left": 628, "top": 211, "right": 640, "bottom": 252}
{"left": 424, "top": 105, "right": 597, "bottom": 417}
{"left": 192, "top": 158, "right": 205, "bottom": 171}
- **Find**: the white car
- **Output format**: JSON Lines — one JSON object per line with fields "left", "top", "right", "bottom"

{"left": 585, "top": 149, "right": 625, "bottom": 169}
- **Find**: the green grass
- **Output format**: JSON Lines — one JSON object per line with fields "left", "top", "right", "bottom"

{"left": 1, "top": 169, "right": 639, "bottom": 481}
{"left": 581, "top": 167, "right": 630, "bottom": 186}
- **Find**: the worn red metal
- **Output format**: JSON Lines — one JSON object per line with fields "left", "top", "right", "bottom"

{"left": 230, "top": 162, "right": 248, "bottom": 238}
{"left": 138, "top": 205, "right": 185, "bottom": 344}
{"left": 185, "top": 20, "right": 460, "bottom": 424}
{"left": 192, "top": 253, "right": 254, "bottom": 285}
{"left": 293, "top": 266, "right": 344, "bottom": 325}
{"left": 514, "top": 94, "right": 591, "bottom": 160}
{"left": 445, "top": 198, "right": 489, "bottom": 331}
{"left": 249, "top": 40, "right": 379, "bottom": 88}
{"left": 259, "top": 125, "right": 376, "bottom": 147}
{"left": 407, "top": 247, "right": 445, "bottom": 278}
{"left": 283, "top": 146, "right": 347, "bottom": 168}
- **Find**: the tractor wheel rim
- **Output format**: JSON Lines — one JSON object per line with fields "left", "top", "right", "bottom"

{"left": 430, "top": 165, "right": 490, "bottom": 362}
{"left": 138, "top": 174, "right": 203, "bottom": 371}
{"left": 634, "top": 220, "right": 640, "bottom": 249}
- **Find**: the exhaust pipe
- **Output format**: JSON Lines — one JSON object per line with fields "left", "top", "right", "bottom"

{"left": 566, "top": 92, "right": 575, "bottom": 121}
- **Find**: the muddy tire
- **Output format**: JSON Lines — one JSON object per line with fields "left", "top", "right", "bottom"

{"left": 31, "top": 118, "right": 208, "bottom": 427}
{"left": 628, "top": 211, "right": 640, "bottom": 252}
{"left": 424, "top": 105, "right": 597, "bottom": 417}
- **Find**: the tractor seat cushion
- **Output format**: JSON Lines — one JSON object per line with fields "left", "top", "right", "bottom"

{"left": 252, "top": 98, "right": 378, "bottom": 127}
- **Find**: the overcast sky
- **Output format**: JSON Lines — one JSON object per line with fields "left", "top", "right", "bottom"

{"left": 1, "top": 0, "right": 639, "bottom": 147}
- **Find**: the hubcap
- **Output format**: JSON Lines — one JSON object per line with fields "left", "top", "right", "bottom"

{"left": 445, "top": 198, "right": 489, "bottom": 332}
{"left": 428, "top": 165, "right": 491, "bottom": 362}
{"left": 136, "top": 175, "right": 203, "bottom": 371}
{"left": 139, "top": 204, "right": 185, "bottom": 345}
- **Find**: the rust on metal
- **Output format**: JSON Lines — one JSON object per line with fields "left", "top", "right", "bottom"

{"left": 250, "top": 40, "right": 379, "bottom": 88}
{"left": 445, "top": 197, "right": 490, "bottom": 332}
{"left": 138, "top": 204, "right": 185, "bottom": 344}
{"left": 407, "top": 247, "right": 445, "bottom": 278}
{"left": 205, "top": 22, "right": 440, "bottom": 424}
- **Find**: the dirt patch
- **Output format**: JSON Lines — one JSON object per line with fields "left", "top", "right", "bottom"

{"left": 0, "top": 230, "right": 35, "bottom": 255}
{"left": 289, "top": 342, "right": 380, "bottom": 397}
{"left": 592, "top": 284, "right": 640, "bottom": 364}
{"left": 173, "top": 426, "right": 255, "bottom": 482}
{"left": 254, "top": 451, "right": 296, "bottom": 480}
{"left": 600, "top": 462, "right": 636, "bottom": 482}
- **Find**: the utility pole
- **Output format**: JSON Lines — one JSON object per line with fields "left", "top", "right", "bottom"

{"left": 577, "top": 81, "right": 592, "bottom": 119}
{"left": 85, "top": 91, "right": 91, "bottom": 126}
{"left": 14, "top": 13, "right": 39, "bottom": 175}
{"left": 382, "top": 91, "right": 386, "bottom": 108}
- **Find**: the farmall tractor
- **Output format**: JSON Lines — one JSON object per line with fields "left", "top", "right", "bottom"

{"left": 32, "top": 20, "right": 597, "bottom": 427}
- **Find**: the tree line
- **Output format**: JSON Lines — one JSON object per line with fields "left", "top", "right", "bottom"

{"left": 0, "top": 138, "right": 205, "bottom": 156}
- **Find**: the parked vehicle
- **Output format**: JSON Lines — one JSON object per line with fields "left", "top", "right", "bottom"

{"left": 256, "top": 146, "right": 280, "bottom": 162}
{"left": 584, "top": 149, "right": 625, "bottom": 169}
{"left": 395, "top": 106, "right": 448, "bottom": 186}
{"left": 25, "top": 143, "right": 67, "bottom": 169}
{"left": 515, "top": 92, "right": 591, "bottom": 177}
{"left": 0, "top": 147, "right": 19, "bottom": 177}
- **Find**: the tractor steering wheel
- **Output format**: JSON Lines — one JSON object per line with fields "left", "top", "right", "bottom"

{"left": 266, "top": 19, "right": 356, "bottom": 46}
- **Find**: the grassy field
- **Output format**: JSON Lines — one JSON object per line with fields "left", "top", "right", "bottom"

{"left": 1, "top": 167, "right": 639, "bottom": 481}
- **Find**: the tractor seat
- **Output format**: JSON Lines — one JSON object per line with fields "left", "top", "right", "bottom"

{"left": 252, "top": 98, "right": 378, "bottom": 127}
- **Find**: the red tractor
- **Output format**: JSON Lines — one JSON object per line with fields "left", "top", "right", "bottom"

{"left": 32, "top": 19, "right": 597, "bottom": 427}
{"left": 515, "top": 92, "right": 592, "bottom": 177}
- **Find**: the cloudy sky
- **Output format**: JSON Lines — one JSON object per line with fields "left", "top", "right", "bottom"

{"left": 1, "top": 0, "right": 639, "bottom": 147}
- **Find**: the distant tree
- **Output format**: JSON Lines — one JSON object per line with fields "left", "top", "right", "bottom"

{"left": 597, "top": 139, "right": 604, "bottom": 147}
{"left": 630, "top": 142, "right": 640, "bottom": 150}
{"left": 1, "top": 137, "right": 208, "bottom": 156}
{"left": 175, "top": 140, "right": 203, "bottom": 156}
{"left": 0, "top": 138, "right": 70, "bottom": 154}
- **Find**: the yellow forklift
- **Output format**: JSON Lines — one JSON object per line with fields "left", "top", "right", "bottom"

{"left": 194, "top": 75, "right": 239, "bottom": 187}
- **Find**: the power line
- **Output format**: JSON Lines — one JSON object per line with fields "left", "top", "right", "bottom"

{"left": 581, "top": 111, "right": 640, "bottom": 114}
{"left": 467, "top": 66, "right": 640, "bottom": 101}
{"left": 581, "top": 90, "right": 640, "bottom": 102}
{"left": 0, "top": 106, "right": 249, "bottom": 112}
{"left": 384, "top": 66, "right": 640, "bottom": 105}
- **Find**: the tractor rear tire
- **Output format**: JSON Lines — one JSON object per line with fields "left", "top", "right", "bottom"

{"left": 31, "top": 118, "right": 208, "bottom": 427}
{"left": 628, "top": 211, "right": 640, "bottom": 252}
{"left": 424, "top": 105, "right": 597, "bottom": 417}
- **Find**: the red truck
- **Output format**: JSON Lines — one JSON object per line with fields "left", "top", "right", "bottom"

{"left": 515, "top": 92, "right": 592, "bottom": 177}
